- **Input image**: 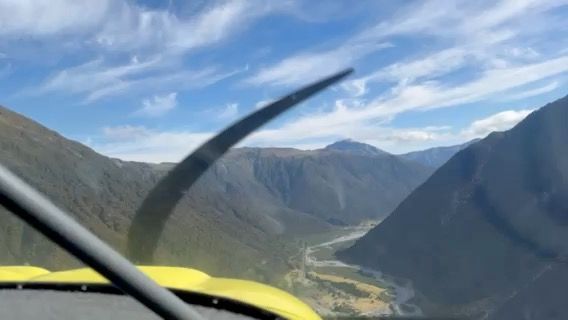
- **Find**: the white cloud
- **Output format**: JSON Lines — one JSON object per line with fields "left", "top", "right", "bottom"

{"left": 95, "top": 0, "right": 281, "bottom": 53}
{"left": 11, "top": 0, "right": 568, "bottom": 162}
{"left": 90, "top": 105, "right": 535, "bottom": 163}
{"left": 242, "top": 55, "right": 568, "bottom": 153}
{"left": 366, "top": 55, "right": 568, "bottom": 117}
{"left": 344, "top": 47, "right": 469, "bottom": 96}
{"left": 9, "top": 0, "right": 285, "bottom": 102}
{"left": 508, "top": 47, "right": 540, "bottom": 59}
{"left": 243, "top": 111, "right": 450, "bottom": 153}
{"left": 359, "top": 0, "right": 464, "bottom": 39}
{"left": 500, "top": 81, "right": 560, "bottom": 101}
{"left": 366, "top": 0, "right": 566, "bottom": 40}
{"left": 169, "top": 1, "right": 280, "bottom": 51}
{"left": 461, "top": 109, "right": 534, "bottom": 139}
{"left": 245, "top": 42, "right": 392, "bottom": 87}
{"left": 0, "top": 0, "right": 284, "bottom": 53}
{"left": 458, "top": 0, "right": 567, "bottom": 36}
{"left": 94, "top": 126, "right": 212, "bottom": 163}
{"left": 37, "top": 57, "right": 243, "bottom": 103}
{"left": 90, "top": 48, "right": 567, "bottom": 162}
{"left": 0, "top": 0, "right": 110, "bottom": 36}
{"left": 342, "top": 0, "right": 567, "bottom": 97}
{"left": 245, "top": 0, "right": 565, "bottom": 90}
{"left": 90, "top": 121, "right": 455, "bottom": 162}
{"left": 341, "top": 79, "right": 369, "bottom": 97}
{"left": 38, "top": 56, "right": 161, "bottom": 101}
{"left": 218, "top": 103, "right": 239, "bottom": 119}
{"left": 383, "top": 48, "right": 468, "bottom": 82}
{"left": 381, "top": 130, "right": 441, "bottom": 143}
{"left": 135, "top": 92, "right": 178, "bottom": 117}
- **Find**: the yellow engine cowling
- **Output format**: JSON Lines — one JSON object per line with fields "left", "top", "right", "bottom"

{"left": 0, "top": 266, "right": 320, "bottom": 320}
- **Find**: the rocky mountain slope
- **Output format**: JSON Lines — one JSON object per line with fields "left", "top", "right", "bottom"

{"left": 339, "top": 94, "right": 568, "bottom": 319}
{"left": 237, "top": 142, "right": 432, "bottom": 225}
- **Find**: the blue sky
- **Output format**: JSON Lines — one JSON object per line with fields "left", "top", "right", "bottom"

{"left": 0, "top": 0, "right": 567, "bottom": 162}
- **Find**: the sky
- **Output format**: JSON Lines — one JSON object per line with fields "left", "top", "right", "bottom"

{"left": 0, "top": 0, "right": 567, "bottom": 163}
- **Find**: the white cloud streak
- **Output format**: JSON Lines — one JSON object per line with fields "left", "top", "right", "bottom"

{"left": 343, "top": 47, "right": 470, "bottom": 96}
{"left": 218, "top": 103, "right": 239, "bottom": 119}
{"left": 98, "top": 48, "right": 556, "bottom": 160}
{"left": 37, "top": 56, "right": 244, "bottom": 103}
{"left": 91, "top": 106, "right": 535, "bottom": 163}
{"left": 14, "top": 0, "right": 284, "bottom": 102}
{"left": 10, "top": 0, "right": 568, "bottom": 162}
{"left": 95, "top": 0, "right": 284, "bottom": 53}
{"left": 90, "top": 123, "right": 450, "bottom": 163}
{"left": 259, "top": 55, "right": 567, "bottom": 138}
{"left": 0, "top": 0, "right": 110, "bottom": 36}
{"left": 94, "top": 126, "right": 212, "bottom": 163}
{"left": 500, "top": 81, "right": 560, "bottom": 101}
{"left": 38, "top": 56, "right": 161, "bottom": 101}
{"left": 245, "top": 42, "right": 392, "bottom": 87}
{"left": 242, "top": 55, "right": 567, "bottom": 153}
{"left": 135, "top": 92, "right": 178, "bottom": 117}
{"left": 460, "top": 109, "right": 534, "bottom": 139}
{"left": 0, "top": 0, "right": 285, "bottom": 52}
{"left": 246, "top": 0, "right": 567, "bottom": 90}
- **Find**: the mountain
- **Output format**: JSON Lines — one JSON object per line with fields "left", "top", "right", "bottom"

{"left": 324, "top": 139, "right": 390, "bottom": 157}
{"left": 0, "top": 106, "right": 432, "bottom": 286}
{"left": 399, "top": 140, "right": 478, "bottom": 168}
{"left": 233, "top": 144, "right": 431, "bottom": 225}
{"left": 327, "top": 138, "right": 468, "bottom": 170}
{"left": 338, "top": 95, "right": 568, "bottom": 319}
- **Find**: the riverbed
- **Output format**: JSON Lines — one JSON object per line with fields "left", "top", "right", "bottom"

{"left": 305, "top": 226, "right": 423, "bottom": 317}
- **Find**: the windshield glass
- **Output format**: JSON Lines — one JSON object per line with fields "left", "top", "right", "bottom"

{"left": 1, "top": 1, "right": 567, "bottom": 319}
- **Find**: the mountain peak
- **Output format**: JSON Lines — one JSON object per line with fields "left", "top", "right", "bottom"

{"left": 324, "top": 139, "right": 389, "bottom": 157}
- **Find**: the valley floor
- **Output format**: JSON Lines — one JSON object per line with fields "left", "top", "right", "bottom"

{"left": 284, "top": 224, "right": 423, "bottom": 317}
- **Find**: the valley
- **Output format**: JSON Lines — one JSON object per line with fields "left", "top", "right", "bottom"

{"left": 284, "top": 223, "right": 422, "bottom": 317}
{"left": 0, "top": 104, "right": 471, "bottom": 318}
